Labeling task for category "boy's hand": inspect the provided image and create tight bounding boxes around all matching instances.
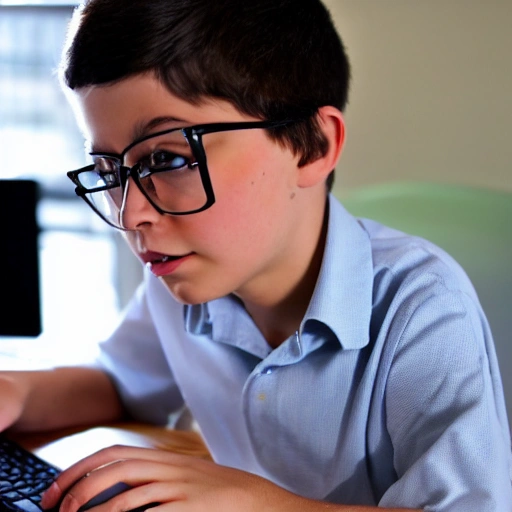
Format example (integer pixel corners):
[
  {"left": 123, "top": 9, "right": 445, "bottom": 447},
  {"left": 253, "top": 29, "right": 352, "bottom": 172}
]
[
  {"left": 40, "top": 445, "right": 312, "bottom": 512},
  {"left": 0, "top": 374, "right": 27, "bottom": 432}
]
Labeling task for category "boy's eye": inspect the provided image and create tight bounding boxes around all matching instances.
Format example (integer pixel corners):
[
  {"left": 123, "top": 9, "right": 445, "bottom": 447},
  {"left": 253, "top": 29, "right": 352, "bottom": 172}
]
[
  {"left": 94, "top": 156, "right": 119, "bottom": 172},
  {"left": 140, "top": 150, "right": 190, "bottom": 175},
  {"left": 100, "top": 172, "right": 119, "bottom": 187}
]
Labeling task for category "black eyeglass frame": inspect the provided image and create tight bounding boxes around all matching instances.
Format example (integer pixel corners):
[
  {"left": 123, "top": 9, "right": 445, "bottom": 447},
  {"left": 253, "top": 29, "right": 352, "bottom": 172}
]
[{"left": 67, "top": 119, "right": 301, "bottom": 230}]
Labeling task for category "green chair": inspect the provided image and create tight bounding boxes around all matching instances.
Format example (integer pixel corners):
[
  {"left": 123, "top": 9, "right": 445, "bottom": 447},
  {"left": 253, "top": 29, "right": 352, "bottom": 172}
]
[{"left": 340, "top": 181, "right": 512, "bottom": 425}]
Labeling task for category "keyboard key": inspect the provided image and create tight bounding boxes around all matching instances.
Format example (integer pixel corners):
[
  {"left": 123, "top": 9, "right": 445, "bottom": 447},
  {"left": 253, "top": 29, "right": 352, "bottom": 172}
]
[
  {"left": 12, "top": 498, "right": 42, "bottom": 512},
  {"left": 0, "top": 436, "right": 61, "bottom": 512}
]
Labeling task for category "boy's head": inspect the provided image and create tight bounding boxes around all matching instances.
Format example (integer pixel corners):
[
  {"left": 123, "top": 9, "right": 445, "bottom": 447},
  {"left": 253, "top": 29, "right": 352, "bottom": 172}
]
[
  {"left": 61, "top": 0, "right": 350, "bottom": 191},
  {"left": 61, "top": 0, "right": 349, "bottom": 309}
]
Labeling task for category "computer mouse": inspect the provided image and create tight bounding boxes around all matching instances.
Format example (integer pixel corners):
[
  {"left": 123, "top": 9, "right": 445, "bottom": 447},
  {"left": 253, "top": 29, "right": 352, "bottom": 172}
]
[{"left": 77, "top": 481, "right": 159, "bottom": 512}]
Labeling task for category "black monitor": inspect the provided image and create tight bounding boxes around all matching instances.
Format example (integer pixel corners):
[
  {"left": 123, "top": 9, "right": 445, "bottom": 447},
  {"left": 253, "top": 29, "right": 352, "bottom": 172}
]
[{"left": 0, "top": 179, "right": 42, "bottom": 337}]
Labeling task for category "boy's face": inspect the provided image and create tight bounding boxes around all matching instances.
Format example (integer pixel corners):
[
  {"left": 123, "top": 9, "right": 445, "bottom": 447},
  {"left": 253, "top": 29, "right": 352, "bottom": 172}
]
[{"left": 73, "top": 73, "right": 327, "bottom": 306}]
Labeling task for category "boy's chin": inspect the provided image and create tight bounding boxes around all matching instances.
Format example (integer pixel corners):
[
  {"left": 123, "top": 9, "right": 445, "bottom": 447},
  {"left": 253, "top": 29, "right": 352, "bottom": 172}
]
[{"left": 158, "top": 276, "right": 221, "bottom": 306}]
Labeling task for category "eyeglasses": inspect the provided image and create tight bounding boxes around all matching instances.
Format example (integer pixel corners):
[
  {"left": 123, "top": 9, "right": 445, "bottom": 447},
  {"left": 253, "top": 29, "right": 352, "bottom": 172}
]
[{"left": 67, "top": 119, "right": 301, "bottom": 230}]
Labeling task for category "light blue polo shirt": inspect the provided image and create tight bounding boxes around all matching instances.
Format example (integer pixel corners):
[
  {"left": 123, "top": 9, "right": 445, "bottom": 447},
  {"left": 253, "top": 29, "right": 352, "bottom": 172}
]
[{"left": 98, "top": 194, "right": 512, "bottom": 511}]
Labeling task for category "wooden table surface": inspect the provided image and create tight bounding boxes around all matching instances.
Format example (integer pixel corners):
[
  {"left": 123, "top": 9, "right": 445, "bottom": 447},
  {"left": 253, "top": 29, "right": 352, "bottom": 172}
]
[{"left": 10, "top": 423, "right": 211, "bottom": 469}]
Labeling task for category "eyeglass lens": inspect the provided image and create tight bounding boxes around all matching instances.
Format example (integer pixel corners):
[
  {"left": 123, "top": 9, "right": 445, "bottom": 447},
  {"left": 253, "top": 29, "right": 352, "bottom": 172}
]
[{"left": 79, "top": 129, "right": 208, "bottom": 227}]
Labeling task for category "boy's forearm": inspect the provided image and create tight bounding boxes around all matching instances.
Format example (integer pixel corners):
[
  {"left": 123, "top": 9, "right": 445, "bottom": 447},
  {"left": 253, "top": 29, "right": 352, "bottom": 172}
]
[{"left": 2, "top": 366, "right": 125, "bottom": 433}]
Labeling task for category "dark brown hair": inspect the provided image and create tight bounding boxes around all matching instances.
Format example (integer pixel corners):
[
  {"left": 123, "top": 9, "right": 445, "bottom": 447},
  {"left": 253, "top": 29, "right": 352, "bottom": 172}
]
[{"left": 62, "top": 0, "right": 351, "bottom": 190}]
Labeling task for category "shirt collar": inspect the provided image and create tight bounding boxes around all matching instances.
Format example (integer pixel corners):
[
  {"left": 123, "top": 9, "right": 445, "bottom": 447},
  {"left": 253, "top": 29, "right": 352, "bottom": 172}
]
[
  {"left": 299, "top": 194, "right": 373, "bottom": 350},
  {"left": 185, "top": 295, "right": 272, "bottom": 359}
]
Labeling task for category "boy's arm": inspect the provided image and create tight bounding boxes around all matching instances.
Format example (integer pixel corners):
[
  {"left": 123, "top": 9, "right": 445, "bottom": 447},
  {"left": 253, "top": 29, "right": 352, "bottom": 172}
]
[
  {"left": 0, "top": 367, "right": 124, "bottom": 433},
  {"left": 40, "top": 444, "right": 421, "bottom": 512}
]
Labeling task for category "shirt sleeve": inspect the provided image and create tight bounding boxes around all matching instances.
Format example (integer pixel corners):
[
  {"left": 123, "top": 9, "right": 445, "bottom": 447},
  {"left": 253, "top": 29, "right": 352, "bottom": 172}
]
[
  {"left": 95, "top": 276, "right": 185, "bottom": 425},
  {"left": 380, "top": 288, "right": 512, "bottom": 511}
]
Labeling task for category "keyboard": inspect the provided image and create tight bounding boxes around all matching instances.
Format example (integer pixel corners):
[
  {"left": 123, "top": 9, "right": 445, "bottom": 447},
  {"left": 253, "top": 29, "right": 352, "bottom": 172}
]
[
  {"left": 0, "top": 435, "right": 60, "bottom": 512},
  {"left": 0, "top": 436, "right": 159, "bottom": 512}
]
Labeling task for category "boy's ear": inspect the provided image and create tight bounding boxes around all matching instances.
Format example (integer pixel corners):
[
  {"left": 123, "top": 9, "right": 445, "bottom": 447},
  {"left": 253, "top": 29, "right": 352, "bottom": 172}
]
[{"left": 296, "top": 106, "right": 345, "bottom": 188}]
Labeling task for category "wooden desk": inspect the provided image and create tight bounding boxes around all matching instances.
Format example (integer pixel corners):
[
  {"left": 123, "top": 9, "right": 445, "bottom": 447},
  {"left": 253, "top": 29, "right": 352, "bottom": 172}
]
[{"left": 10, "top": 423, "right": 211, "bottom": 469}]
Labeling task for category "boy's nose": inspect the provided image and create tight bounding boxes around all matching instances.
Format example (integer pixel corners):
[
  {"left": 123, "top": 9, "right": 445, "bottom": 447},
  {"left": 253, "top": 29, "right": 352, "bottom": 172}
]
[{"left": 119, "top": 178, "right": 160, "bottom": 230}]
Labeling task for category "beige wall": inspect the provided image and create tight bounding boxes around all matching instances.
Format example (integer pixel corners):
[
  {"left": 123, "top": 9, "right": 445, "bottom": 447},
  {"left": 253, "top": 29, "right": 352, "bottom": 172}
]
[{"left": 324, "top": 0, "right": 512, "bottom": 195}]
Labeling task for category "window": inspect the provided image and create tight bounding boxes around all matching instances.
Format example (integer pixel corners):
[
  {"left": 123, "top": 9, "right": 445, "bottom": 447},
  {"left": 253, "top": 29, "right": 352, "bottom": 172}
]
[{"left": 0, "top": 5, "right": 142, "bottom": 365}]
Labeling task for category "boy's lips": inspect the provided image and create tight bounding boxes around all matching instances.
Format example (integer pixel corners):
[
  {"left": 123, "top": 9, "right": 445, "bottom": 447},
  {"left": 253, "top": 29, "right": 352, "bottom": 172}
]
[{"left": 140, "top": 250, "right": 193, "bottom": 276}]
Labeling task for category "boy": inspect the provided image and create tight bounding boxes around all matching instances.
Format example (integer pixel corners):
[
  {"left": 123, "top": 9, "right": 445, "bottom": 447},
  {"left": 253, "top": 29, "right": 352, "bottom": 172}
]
[{"left": 1, "top": 0, "right": 511, "bottom": 510}]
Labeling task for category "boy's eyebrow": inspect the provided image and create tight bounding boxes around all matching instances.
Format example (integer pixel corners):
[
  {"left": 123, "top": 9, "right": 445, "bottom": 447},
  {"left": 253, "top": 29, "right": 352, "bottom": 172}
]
[
  {"left": 89, "top": 116, "right": 188, "bottom": 155},
  {"left": 131, "top": 116, "right": 188, "bottom": 141}
]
